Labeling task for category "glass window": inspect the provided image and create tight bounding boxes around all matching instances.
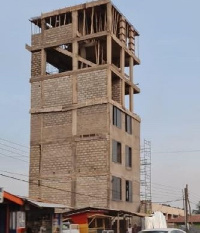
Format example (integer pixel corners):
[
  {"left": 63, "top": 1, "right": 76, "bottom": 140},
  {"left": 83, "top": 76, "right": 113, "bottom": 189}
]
[
  {"left": 113, "top": 106, "right": 121, "bottom": 128},
  {"left": 125, "top": 146, "right": 132, "bottom": 168},
  {"left": 112, "top": 176, "right": 122, "bottom": 200},
  {"left": 112, "top": 140, "right": 121, "bottom": 163},
  {"left": 125, "top": 114, "right": 132, "bottom": 134},
  {"left": 126, "top": 180, "right": 132, "bottom": 202}
]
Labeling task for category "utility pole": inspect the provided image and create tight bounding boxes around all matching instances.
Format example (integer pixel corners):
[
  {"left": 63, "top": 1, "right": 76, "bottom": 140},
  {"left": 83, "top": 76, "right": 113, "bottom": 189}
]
[{"left": 184, "top": 184, "right": 189, "bottom": 233}]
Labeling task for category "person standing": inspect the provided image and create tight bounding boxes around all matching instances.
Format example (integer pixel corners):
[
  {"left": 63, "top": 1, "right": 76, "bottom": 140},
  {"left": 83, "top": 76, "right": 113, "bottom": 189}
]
[{"left": 127, "top": 224, "right": 133, "bottom": 233}]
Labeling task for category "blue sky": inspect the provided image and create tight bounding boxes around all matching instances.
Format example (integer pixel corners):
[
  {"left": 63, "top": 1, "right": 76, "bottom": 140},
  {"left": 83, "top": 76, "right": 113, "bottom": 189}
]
[{"left": 0, "top": 0, "right": 200, "bottom": 209}]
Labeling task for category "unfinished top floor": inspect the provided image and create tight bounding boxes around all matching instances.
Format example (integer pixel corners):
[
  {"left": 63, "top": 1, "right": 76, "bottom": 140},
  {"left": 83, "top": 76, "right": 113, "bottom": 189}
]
[
  {"left": 30, "top": 0, "right": 139, "bottom": 55},
  {"left": 28, "top": 0, "right": 140, "bottom": 86}
]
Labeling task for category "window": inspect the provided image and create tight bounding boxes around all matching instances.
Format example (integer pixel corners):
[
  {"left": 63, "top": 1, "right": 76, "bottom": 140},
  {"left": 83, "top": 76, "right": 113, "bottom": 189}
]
[
  {"left": 112, "top": 176, "right": 122, "bottom": 200},
  {"left": 126, "top": 180, "right": 132, "bottom": 202},
  {"left": 112, "top": 140, "right": 121, "bottom": 163},
  {"left": 113, "top": 106, "right": 121, "bottom": 128},
  {"left": 125, "top": 114, "right": 132, "bottom": 134},
  {"left": 125, "top": 146, "right": 132, "bottom": 168}
]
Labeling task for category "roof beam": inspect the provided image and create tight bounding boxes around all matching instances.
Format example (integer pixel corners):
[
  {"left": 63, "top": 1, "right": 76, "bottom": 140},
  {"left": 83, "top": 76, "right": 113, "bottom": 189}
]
[{"left": 54, "top": 47, "right": 96, "bottom": 67}]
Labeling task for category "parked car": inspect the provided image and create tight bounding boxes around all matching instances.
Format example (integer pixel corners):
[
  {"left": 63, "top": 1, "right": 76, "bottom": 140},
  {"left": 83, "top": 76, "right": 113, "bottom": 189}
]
[{"left": 139, "top": 228, "right": 186, "bottom": 233}]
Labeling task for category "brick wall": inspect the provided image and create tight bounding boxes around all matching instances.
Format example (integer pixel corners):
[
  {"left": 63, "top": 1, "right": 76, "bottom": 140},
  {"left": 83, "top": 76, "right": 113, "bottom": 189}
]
[
  {"left": 31, "top": 82, "right": 41, "bottom": 108},
  {"left": 43, "top": 76, "right": 72, "bottom": 107},
  {"left": 29, "top": 137, "right": 110, "bottom": 207},
  {"left": 31, "top": 24, "right": 73, "bottom": 48},
  {"left": 31, "top": 111, "right": 72, "bottom": 144},
  {"left": 30, "top": 114, "right": 41, "bottom": 144},
  {"left": 76, "top": 175, "right": 108, "bottom": 208},
  {"left": 42, "top": 111, "right": 72, "bottom": 142},
  {"left": 77, "top": 104, "right": 107, "bottom": 135},
  {"left": 77, "top": 69, "right": 107, "bottom": 103},
  {"left": 31, "top": 51, "right": 41, "bottom": 77},
  {"left": 31, "top": 75, "right": 72, "bottom": 108},
  {"left": 29, "top": 141, "right": 73, "bottom": 205},
  {"left": 75, "top": 139, "right": 109, "bottom": 208},
  {"left": 29, "top": 145, "right": 41, "bottom": 198},
  {"left": 112, "top": 77, "right": 122, "bottom": 104}
]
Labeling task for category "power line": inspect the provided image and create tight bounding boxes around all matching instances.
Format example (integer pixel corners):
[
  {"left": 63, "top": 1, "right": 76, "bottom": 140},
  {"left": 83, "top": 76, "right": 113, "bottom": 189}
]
[
  {"left": 152, "top": 182, "right": 182, "bottom": 190},
  {"left": 1, "top": 137, "right": 200, "bottom": 156},
  {"left": 0, "top": 170, "right": 29, "bottom": 177},
  {"left": 0, "top": 142, "right": 29, "bottom": 154},
  {"left": 0, "top": 152, "right": 28, "bottom": 163},
  {"left": 0, "top": 173, "right": 139, "bottom": 203},
  {"left": 0, "top": 147, "right": 29, "bottom": 158},
  {"left": 151, "top": 189, "right": 182, "bottom": 198},
  {"left": 0, "top": 137, "right": 29, "bottom": 149},
  {"left": 153, "top": 149, "right": 200, "bottom": 154},
  {"left": 152, "top": 199, "right": 183, "bottom": 204},
  {"left": 0, "top": 170, "right": 194, "bottom": 208},
  {"left": 152, "top": 185, "right": 182, "bottom": 194}
]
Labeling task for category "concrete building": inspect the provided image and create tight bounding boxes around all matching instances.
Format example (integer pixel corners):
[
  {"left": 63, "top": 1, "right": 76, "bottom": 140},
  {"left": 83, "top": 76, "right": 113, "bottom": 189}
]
[
  {"left": 152, "top": 203, "right": 184, "bottom": 220},
  {"left": 27, "top": 0, "right": 140, "bottom": 212}
]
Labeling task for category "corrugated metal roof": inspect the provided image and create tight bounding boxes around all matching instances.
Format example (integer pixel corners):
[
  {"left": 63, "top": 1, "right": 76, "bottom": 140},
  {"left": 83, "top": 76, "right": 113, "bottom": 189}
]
[
  {"left": 26, "top": 198, "right": 69, "bottom": 209},
  {"left": 63, "top": 206, "right": 149, "bottom": 217}
]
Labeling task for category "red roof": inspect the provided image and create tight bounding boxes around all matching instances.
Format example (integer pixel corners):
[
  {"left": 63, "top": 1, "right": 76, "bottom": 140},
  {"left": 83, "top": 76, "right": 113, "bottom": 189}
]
[
  {"left": 168, "top": 215, "right": 200, "bottom": 223},
  {"left": 3, "top": 191, "right": 24, "bottom": 205}
]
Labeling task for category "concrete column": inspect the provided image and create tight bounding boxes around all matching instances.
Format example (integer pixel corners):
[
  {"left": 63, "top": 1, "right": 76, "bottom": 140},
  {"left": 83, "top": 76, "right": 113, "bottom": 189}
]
[
  {"left": 107, "top": 2, "right": 112, "bottom": 65},
  {"left": 41, "top": 49, "right": 46, "bottom": 76},
  {"left": 119, "top": 16, "right": 126, "bottom": 43},
  {"left": 107, "top": 69, "right": 112, "bottom": 101},
  {"left": 129, "top": 57, "right": 134, "bottom": 112},
  {"left": 130, "top": 87, "right": 133, "bottom": 112},
  {"left": 71, "top": 10, "right": 78, "bottom": 208},
  {"left": 107, "top": 2, "right": 112, "bottom": 32},
  {"left": 120, "top": 48, "right": 125, "bottom": 75},
  {"left": 72, "top": 11, "right": 78, "bottom": 70},
  {"left": 107, "top": 35, "right": 112, "bottom": 65},
  {"left": 122, "top": 80, "right": 125, "bottom": 107},
  {"left": 129, "top": 57, "right": 134, "bottom": 83}
]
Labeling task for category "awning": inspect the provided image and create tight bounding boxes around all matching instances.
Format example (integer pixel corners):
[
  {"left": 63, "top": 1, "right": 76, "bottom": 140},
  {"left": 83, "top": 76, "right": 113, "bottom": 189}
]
[
  {"left": 3, "top": 191, "right": 24, "bottom": 206},
  {"left": 26, "top": 198, "right": 69, "bottom": 209},
  {"left": 63, "top": 206, "right": 150, "bottom": 217}
]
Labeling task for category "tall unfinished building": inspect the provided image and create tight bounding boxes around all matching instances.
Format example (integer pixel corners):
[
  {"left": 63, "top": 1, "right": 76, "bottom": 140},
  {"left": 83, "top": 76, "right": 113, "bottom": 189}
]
[{"left": 27, "top": 0, "right": 141, "bottom": 212}]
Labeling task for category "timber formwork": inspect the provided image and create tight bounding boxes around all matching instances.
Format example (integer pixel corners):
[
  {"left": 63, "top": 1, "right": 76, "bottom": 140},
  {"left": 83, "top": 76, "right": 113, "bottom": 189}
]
[{"left": 27, "top": 0, "right": 141, "bottom": 212}]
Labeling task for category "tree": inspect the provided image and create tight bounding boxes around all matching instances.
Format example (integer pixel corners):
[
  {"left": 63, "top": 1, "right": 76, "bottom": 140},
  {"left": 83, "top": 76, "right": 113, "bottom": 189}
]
[{"left": 192, "top": 201, "right": 200, "bottom": 214}]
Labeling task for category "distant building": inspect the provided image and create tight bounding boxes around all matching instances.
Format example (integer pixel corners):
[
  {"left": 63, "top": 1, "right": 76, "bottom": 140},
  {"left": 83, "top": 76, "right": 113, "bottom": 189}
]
[
  {"left": 168, "top": 215, "right": 200, "bottom": 229},
  {"left": 27, "top": 0, "right": 141, "bottom": 212},
  {"left": 152, "top": 203, "right": 184, "bottom": 220}
]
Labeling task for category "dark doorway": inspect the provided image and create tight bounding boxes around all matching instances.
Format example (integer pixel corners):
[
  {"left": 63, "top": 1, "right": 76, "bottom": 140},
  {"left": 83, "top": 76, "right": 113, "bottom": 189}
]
[{"left": 0, "top": 205, "right": 6, "bottom": 233}]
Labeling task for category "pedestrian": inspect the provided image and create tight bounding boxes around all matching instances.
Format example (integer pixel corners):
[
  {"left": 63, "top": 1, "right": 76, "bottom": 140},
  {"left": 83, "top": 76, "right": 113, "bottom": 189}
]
[{"left": 127, "top": 224, "right": 132, "bottom": 233}]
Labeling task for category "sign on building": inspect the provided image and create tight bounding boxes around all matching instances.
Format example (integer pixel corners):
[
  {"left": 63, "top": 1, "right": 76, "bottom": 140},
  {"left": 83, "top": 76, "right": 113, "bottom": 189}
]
[{"left": 0, "top": 187, "right": 4, "bottom": 203}]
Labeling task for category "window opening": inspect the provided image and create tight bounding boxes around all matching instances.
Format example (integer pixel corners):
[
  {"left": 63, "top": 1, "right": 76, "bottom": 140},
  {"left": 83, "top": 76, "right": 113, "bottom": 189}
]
[
  {"left": 112, "top": 140, "right": 121, "bottom": 163},
  {"left": 125, "top": 114, "right": 132, "bottom": 134},
  {"left": 125, "top": 146, "right": 132, "bottom": 167},
  {"left": 112, "top": 176, "right": 122, "bottom": 201},
  {"left": 126, "top": 180, "right": 132, "bottom": 202},
  {"left": 113, "top": 106, "right": 121, "bottom": 128}
]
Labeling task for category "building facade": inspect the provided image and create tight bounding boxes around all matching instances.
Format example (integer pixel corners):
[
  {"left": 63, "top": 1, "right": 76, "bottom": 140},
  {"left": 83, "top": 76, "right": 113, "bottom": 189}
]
[{"left": 28, "top": 0, "right": 140, "bottom": 212}]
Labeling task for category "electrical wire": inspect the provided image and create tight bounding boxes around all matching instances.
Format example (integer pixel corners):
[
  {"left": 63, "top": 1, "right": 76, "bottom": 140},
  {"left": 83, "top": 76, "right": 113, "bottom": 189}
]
[
  {"left": 0, "top": 142, "right": 29, "bottom": 154},
  {"left": 0, "top": 152, "right": 28, "bottom": 163},
  {"left": 0, "top": 137, "right": 29, "bottom": 149},
  {"left": 152, "top": 199, "right": 183, "bottom": 204},
  {"left": 0, "top": 147, "right": 29, "bottom": 158},
  {"left": 1, "top": 137, "right": 200, "bottom": 155},
  {"left": 0, "top": 173, "right": 139, "bottom": 204}
]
